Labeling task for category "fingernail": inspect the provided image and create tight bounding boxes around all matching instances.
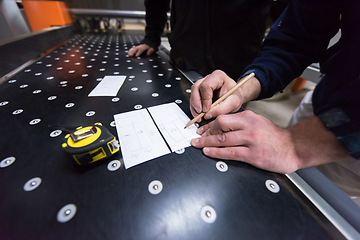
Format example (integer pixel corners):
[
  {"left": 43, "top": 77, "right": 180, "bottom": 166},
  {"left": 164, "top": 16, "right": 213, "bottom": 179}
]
[
  {"left": 203, "top": 147, "right": 209, "bottom": 154},
  {"left": 197, "top": 127, "right": 203, "bottom": 134},
  {"left": 207, "top": 113, "right": 212, "bottom": 119},
  {"left": 195, "top": 107, "right": 201, "bottom": 113},
  {"left": 191, "top": 138, "right": 199, "bottom": 146}
]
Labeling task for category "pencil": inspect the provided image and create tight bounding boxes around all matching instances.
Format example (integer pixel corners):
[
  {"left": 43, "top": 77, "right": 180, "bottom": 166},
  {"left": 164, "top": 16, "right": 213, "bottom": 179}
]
[{"left": 185, "top": 72, "right": 255, "bottom": 128}]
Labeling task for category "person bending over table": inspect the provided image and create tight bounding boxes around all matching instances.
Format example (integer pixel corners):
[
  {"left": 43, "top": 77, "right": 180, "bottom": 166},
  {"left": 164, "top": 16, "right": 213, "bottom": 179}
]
[{"left": 189, "top": 0, "right": 360, "bottom": 175}]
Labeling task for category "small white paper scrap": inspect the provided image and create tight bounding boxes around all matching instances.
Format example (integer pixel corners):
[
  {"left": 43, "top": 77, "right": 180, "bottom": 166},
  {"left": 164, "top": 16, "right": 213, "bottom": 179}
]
[
  {"left": 114, "top": 109, "right": 171, "bottom": 169},
  {"left": 148, "top": 102, "right": 200, "bottom": 152},
  {"left": 88, "top": 75, "right": 126, "bottom": 97}
]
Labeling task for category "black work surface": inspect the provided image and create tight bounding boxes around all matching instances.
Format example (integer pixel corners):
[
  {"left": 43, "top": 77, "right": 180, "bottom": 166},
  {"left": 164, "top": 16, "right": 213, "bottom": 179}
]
[{"left": 0, "top": 30, "right": 344, "bottom": 240}]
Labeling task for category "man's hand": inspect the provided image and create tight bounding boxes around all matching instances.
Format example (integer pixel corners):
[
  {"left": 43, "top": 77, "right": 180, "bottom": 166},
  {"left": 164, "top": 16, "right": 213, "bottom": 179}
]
[
  {"left": 190, "top": 70, "right": 241, "bottom": 121},
  {"left": 191, "top": 110, "right": 299, "bottom": 173},
  {"left": 191, "top": 111, "right": 351, "bottom": 174},
  {"left": 189, "top": 70, "right": 261, "bottom": 122},
  {"left": 128, "top": 44, "right": 155, "bottom": 57}
]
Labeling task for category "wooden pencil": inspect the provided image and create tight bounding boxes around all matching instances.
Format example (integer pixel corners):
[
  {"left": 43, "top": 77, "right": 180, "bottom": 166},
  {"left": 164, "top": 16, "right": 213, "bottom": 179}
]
[{"left": 185, "top": 72, "right": 255, "bottom": 128}]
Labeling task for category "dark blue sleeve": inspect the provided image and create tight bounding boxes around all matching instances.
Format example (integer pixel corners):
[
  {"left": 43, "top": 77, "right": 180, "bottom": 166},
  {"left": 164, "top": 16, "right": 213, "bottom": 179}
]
[
  {"left": 312, "top": 2, "right": 360, "bottom": 159},
  {"left": 242, "top": 0, "right": 341, "bottom": 99},
  {"left": 242, "top": 0, "right": 360, "bottom": 159}
]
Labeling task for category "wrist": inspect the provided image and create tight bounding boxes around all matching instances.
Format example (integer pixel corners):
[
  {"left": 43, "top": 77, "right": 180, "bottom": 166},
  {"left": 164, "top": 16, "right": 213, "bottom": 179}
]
[
  {"left": 237, "top": 77, "right": 262, "bottom": 104},
  {"left": 286, "top": 127, "right": 303, "bottom": 172}
]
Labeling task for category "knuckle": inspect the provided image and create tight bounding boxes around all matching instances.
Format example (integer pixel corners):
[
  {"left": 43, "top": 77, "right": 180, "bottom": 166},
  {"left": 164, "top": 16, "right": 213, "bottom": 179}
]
[
  {"left": 217, "top": 133, "right": 226, "bottom": 143},
  {"left": 242, "top": 110, "right": 253, "bottom": 116},
  {"left": 216, "top": 115, "right": 228, "bottom": 125},
  {"left": 215, "top": 105, "right": 226, "bottom": 117},
  {"left": 191, "top": 80, "right": 202, "bottom": 91},
  {"left": 228, "top": 147, "right": 248, "bottom": 160},
  {"left": 210, "top": 108, "right": 220, "bottom": 118},
  {"left": 199, "top": 83, "right": 207, "bottom": 92},
  {"left": 213, "top": 69, "right": 223, "bottom": 76},
  {"left": 242, "top": 110, "right": 257, "bottom": 123},
  {"left": 226, "top": 147, "right": 236, "bottom": 158}
]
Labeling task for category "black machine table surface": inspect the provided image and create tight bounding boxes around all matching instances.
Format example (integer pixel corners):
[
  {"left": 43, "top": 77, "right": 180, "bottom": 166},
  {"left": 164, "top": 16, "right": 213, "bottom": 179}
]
[{"left": 0, "top": 30, "right": 345, "bottom": 239}]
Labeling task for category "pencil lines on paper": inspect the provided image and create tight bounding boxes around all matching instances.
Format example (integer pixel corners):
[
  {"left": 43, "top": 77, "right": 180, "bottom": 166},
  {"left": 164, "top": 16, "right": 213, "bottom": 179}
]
[
  {"left": 114, "top": 108, "right": 170, "bottom": 169},
  {"left": 148, "top": 103, "right": 199, "bottom": 152},
  {"left": 114, "top": 102, "right": 200, "bottom": 169}
]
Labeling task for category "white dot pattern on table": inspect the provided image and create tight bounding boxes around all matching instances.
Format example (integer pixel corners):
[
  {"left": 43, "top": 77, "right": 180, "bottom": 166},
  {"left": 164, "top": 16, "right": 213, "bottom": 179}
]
[{"left": 0, "top": 33, "right": 231, "bottom": 233}]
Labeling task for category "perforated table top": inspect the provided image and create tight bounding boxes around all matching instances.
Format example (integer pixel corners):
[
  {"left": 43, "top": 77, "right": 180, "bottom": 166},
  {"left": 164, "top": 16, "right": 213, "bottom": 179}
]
[{"left": 0, "top": 30, "right": 344, "bottom": 239}]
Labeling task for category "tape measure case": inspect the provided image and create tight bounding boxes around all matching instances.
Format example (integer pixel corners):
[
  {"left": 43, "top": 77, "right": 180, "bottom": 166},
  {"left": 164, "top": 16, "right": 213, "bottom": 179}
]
[{"left": 62, "top": 123, "right": 119, "bottom": 165}]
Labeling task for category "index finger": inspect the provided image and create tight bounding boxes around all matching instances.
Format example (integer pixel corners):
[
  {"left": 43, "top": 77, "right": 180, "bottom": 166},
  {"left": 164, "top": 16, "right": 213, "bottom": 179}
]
[
  {"left": 198, "top": 70, "right": 236, "bottom": 115},
  {"left": 191, "top": 130, "right": 250, "bottom": 148},
  {"left": 198, "top": 72, "right": 225, "bottom": 113},
  {"left": 128, "top": 46, "right": 137, "bottom": 57},
  {"left": 190, "top": 78, "right": 205, "bottom": 116},
  {"left": 203, "top": 113, "right": 246, "bottom": 136}
]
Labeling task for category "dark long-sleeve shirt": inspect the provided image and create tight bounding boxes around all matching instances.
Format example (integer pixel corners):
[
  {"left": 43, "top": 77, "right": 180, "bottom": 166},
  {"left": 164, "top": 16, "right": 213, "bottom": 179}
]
[
  {"left": 141, "top": 0, "right": 273, "bottom": 80},
  {"left": 243, "top": 0, "right": 360, "bottom": 159}
]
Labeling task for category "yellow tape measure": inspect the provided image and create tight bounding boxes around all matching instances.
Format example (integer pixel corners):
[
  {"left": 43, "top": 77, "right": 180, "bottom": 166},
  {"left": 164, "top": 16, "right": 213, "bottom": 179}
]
[{"left": 62, "top": 123, "right": 119, "bottom": 165}]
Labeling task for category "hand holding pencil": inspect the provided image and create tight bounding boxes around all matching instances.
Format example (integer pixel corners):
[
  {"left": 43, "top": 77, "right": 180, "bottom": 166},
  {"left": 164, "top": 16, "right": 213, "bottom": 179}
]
[{"left": 186, "top": 71, "right": 255, "bottom": 128}]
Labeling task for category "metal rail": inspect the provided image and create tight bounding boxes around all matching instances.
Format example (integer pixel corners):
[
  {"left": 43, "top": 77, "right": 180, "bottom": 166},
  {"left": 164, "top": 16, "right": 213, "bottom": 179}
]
[
  {"left": 287, "top": 169, "right": 360, "bottom": 240},
  {"left": 70, "top": 9, "right": 170, "bottom": 19}
]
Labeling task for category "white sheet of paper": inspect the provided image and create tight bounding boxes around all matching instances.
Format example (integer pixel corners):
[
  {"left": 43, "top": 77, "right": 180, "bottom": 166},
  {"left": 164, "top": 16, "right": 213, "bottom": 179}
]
[
  {"left": 148, "top": 102, "right": 200, "bottom": 152},
  {"left": 88, "top": 75, "right": 126, "bottom": 97},
  {"left": 114, "top": 109, "right": 171, "bottom": 169}
]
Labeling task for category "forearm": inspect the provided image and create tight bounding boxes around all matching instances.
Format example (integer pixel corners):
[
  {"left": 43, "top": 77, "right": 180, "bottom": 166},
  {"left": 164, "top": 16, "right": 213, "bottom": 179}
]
[
  {"left": 142, "top": 0, "right": 170, "bottom": 50},
  {"left": 289, "top": 116, "right": 352, "bottom": 169},
  {"left": 243, "top": 0, "right": 341, "bottom": 99}
]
